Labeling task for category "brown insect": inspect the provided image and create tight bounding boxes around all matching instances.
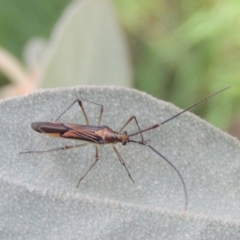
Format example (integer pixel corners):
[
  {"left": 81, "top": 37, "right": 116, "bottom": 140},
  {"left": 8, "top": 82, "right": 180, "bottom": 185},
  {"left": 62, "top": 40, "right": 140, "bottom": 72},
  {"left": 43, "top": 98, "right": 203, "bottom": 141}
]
[{"left": 20, "top": 86, "right": 230, "bottom": 210}]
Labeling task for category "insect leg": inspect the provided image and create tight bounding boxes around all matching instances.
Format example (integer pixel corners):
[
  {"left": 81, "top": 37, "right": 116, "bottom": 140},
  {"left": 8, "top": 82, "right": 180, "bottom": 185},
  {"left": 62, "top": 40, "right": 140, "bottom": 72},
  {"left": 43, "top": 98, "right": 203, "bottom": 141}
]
[
  {"left": 119, "top": 116, "right": 144, "bottom": 142},
  {"left": 55, "top": 92, "right": 104, "bottom": 126},
  {"left": 19, "top": 143, "right": 88, "bottom": 154},
  {"left": 76, "top": 146, "right": 99, "bottom": 187},
  {"left": 79, "top": 92, "right": 103, "bottom": 126},
  {"left": 55, "top": 99, "right": 90, "bottom": 124},
  {"left": 112, "top": 145, "right": 134, "bottom": 183}
]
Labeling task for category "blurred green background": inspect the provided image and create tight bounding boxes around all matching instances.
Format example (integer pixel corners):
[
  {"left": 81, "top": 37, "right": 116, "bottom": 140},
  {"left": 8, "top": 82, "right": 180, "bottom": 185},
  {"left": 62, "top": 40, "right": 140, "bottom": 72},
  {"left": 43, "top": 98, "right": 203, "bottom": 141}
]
[{"left": 0, "top": 0, "right": 239, "bottom": 137}]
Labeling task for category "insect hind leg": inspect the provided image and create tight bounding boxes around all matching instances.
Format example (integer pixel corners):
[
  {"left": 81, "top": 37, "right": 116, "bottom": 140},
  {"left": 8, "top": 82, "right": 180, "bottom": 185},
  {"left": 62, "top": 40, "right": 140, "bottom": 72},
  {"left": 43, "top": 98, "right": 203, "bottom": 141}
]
[{"left": 19, "top": 143, "right": 88, "bottom": 154}]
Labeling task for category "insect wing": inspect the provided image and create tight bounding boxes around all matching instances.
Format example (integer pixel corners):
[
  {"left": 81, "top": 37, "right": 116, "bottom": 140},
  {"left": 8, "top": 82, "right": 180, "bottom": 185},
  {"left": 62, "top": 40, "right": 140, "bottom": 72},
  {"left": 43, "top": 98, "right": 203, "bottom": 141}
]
[{"left": 62, "top": 124, "right": 105, "bottom": 144}]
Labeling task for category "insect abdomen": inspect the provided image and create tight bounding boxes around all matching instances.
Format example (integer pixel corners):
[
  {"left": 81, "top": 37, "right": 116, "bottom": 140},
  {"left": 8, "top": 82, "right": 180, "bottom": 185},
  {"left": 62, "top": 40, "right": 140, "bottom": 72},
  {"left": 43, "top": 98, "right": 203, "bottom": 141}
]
[{"left": 31, "top": 122, "right": 69, "bottom": 137}]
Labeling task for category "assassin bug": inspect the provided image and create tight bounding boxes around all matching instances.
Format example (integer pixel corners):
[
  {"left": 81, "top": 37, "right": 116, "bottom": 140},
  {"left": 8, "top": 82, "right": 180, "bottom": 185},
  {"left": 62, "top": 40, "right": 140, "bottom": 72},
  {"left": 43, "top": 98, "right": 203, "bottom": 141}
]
[{"left": 20, "top": 86, "right": 230, "bottom": 210}]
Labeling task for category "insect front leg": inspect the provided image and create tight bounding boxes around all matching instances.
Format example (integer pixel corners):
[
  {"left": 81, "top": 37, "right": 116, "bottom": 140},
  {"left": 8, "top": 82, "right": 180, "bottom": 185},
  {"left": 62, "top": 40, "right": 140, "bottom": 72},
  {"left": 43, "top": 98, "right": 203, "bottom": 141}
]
[
  {"left": 119, "top": 116, "right": 144, "bottom": 142},
  {"left": 112, "top": 145, "right": 134, "bottom": 183}
]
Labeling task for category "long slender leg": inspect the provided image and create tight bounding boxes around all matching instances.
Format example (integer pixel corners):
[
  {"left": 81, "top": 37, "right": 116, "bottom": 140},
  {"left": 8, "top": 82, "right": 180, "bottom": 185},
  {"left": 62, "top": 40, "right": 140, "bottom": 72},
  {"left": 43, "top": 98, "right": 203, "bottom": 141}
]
[
  {"left": 79, "top": 92, "right": 103, "bottom": 126},
  {"left": 76, "top": 146, "right": 99, "bottom": 187},
  {"left": 54, "top": 99, "right": 90, "bottom": 124},
  {"left": 19, "top": 143, "right": 88, "bottom": 154},
  {"left": 118, "top": 116, "right": 144, "bottom": 142},
  {"left": 55, "top": 92, "right": 104, "bottom": 126},
  {"left": 112, "top": 145, "right": 134, "bottom": 183}
]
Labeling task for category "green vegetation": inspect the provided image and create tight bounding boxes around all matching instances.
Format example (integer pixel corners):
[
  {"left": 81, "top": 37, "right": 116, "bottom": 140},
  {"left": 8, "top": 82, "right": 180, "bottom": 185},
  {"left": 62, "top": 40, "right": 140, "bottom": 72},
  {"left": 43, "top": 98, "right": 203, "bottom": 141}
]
[{"left": 0, "top": 0, "right": 239, "bottom": 131}]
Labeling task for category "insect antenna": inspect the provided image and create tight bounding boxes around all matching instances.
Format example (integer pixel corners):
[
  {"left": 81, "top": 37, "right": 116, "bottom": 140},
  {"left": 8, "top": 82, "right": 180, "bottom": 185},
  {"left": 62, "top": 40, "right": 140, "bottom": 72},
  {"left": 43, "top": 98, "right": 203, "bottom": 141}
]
[
  {"left": 160, "top": 86, "right": 230, "bottom": 125},
  {"left": 129, "top": 139, "right": 188, "bottom": 210},
  {"left": 127, "top": 86, "right": 230, "bottom": 210},
  {"left": 128, "top": 86, "right": 230, "bottom": 138},
  {"left": 128, "top": 124, "right": 159, "bottom": 137}
]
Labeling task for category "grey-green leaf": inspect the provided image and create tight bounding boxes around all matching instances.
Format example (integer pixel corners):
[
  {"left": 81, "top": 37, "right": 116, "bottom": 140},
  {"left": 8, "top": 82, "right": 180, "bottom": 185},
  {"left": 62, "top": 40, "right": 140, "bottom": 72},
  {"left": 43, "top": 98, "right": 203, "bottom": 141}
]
[
  {"left": 1, "top": 86, "right": 240, "bottom": 239},
  {"left": 40, "top": 0, "right": 132, "bottom": 88}
]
